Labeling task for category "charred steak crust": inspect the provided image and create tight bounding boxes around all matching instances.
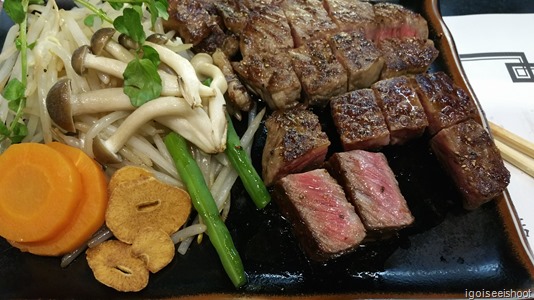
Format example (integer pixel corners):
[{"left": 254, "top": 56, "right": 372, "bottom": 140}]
[
  {"left": 430, "top": 119, "right": 510, "bottom": 210},
  {"left": 372, "top": 76, "right": 429, "bottom": 145},
  {"left": 273, "top": 168, "right": 366, "bottom": 261},
  {"left": 262, "top": 106, "right": 331, "bottom": 186},
  {"left": 330, "top": 89, "right": 390, "bottom": 151},
  {"left": 326, "top": 150, "right": 414, "bottom": 235},
  {"left": 414, "top": 71, "right": 477, "bottom": 135},
  {"left": 377, "top": 38, "right": 439, "bottom": 79}
]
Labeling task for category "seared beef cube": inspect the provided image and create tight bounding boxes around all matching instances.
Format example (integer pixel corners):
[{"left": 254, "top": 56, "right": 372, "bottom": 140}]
[
  {"left": 214, "top": 0, "right": 251, "bottom": 35},
  {"left": 290, "top": 39, "right": 348, "bottom": 107},
  {"left": 327, "top": 150, "right": 414, "bottom": 235},
  {"left": 430, "top": 119, "right": 510, "bottom": 210},
  {"left": 212, "top": 49, "right": 253, "bottom": 112},
  {"left": 273, "top": 169, "right": 366, "bottom": 261},
  {"left": 330, "top": 89, "right": 390, "bottom": 150},
  {"left": 239, "top": 4, "right": 293, "bottom": 57},
  {"left": 323, "top": 0, "right": 377, "bottom": 36},
  {"left": 372, "top": 76, "right": 428, "bottom": 144},
  {"left": 165, "top": 0, "right": 215, "bottom": 46},
  {"left": 166, "top": 0, "right": 230, "bottom": 54},
  {"left": 281, "top": 0, "right": 338, "bottom": 47},
  {"left": 232, "top": 52, "right": 301, "bottom": 110},
  {"left": 414, "top": 72, "right": 477, "bottom": 135},
  {"left": 378, "top": 38, "right": 439, "bottom": 79},
  {"left": 262, "top": 106, "right": 330, "bottom": 186},
  {"left": 373, "top": 3, "right": 429, "bottom": 41},
  {"left": 329, "top": 31, "right": 384, "bottom": 90}
]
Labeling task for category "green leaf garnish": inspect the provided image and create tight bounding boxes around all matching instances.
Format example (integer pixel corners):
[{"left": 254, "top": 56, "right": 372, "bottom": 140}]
[
  {"left": 113, "top": 7, "right": 145, "bottom": 44},
  {"left": 4, "top": 0, "right": 26, "bottom": 24},
  {"left": 123, "top": 56, "right": 162, "bottom": 107}
]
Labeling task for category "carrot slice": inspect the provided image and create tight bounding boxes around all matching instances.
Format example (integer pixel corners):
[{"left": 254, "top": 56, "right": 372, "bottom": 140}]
[
  {"left": 0, "top": 143, "right": 82, "bottom": 242},
  {"left": 11, "top": 142, "right": 109, "bottom": 256}
]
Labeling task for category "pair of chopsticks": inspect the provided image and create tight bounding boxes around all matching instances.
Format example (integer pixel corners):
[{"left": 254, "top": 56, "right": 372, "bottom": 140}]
[{"left": 489, "top": 122, "right": 534, "bottom": 178}]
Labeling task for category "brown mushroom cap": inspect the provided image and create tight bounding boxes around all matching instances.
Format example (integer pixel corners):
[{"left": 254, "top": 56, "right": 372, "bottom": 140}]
[
  {"left": 93, "top": 137, "right": 122, "bottom": 164},
  {"left": 118, "top": 33, "right": 139, "bottom": 50},
  {"left": 146, "top": 33, "right": 169, "bottom": 45},
  {"left": 71, "top": 45, "right": 91, "bottom": 76},
  {"left": 91, "top": 27, "right": 116, "bottom": 55},
  {"left": 86, "top": 240, "right": 149, "bottom": 292},
  {"left": 46, "top": 78, "right": 76, "bottom": 132},
  {"left": 106, "top": 176, "right": 192, "bottom": 244},
  {"left": 130, "top": 227, "right": 175, "bottom": 273}
]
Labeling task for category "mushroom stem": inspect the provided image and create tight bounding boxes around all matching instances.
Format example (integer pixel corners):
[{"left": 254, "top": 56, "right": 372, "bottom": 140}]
[
  {"left": 92, "top": 97, "right": 219, "bottom": 164},
  {"left": 91, "top": 28, "right": 135, "bottom": 63},
  {"left": 146, "top": 42, "right": 214, "bottom": 108},
  {"left": 71, "top": 45, "right": 215, "bottom": 99},
  {"left": 190, "top": 53, "right": 228, "bottom": 150}
]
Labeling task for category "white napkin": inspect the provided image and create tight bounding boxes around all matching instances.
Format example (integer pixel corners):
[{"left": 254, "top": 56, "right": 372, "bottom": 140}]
[{"left": 444, "top": 14, "right": 534, "bottom": 249}]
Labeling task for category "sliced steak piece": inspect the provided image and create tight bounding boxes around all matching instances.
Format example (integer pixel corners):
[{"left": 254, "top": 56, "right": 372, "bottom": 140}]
[
  {"left": 326, "top": 150, "right": 414, "bottom": 236},
  {"left": 323, "top": 0, "right": 377, "bottom": 37},
  {"left": 214, "top": 0, "right": 251, "bottom": 35},
  {"left": 330, "top": 89, "right": 390, "bottom": 151},
  {"left": 414, "top": 71, "right": 477, "bottom": 135},
  {"left": 378, "top": 38, "right": 439, "bottom": 79},
  {"left": 290, "top": 39, "right": 348, "bottom": 107},
  {"left": 281, "top": 0, "right": 338, "bottom": 47},
  {"left": 262, "top": 106, "right": 330, "bottom": 186},
  {"left": 239, "top": 4, "right": 293, "bottom": 57},
  {"left": 212, "top": 49, "right": 253, "bottom": 112},
  {"left": 165, "top": 0, "right": 231, "bottom": 54},
  {"left": 329, "top": 30, "right": 384, "bottom": 90},
  {"left": 372, "top": 76, "right": 428, "bottom": 144},
  {"left": 232, "top": 52, "right": 301, "bottom": 110},
  {"left": 273, "top": 168, "right": 366, "bottom": 261},
  {"left": 430, "top": 119, "right": 510, "bottom": 210},
  {"left": 373, "top": 2, "right": 429, "bottom": 41}
]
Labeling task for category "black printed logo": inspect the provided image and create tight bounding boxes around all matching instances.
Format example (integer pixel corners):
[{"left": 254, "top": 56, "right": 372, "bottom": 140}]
[{"left": 459, "top": 52, "right": 534, "bottom": 83}]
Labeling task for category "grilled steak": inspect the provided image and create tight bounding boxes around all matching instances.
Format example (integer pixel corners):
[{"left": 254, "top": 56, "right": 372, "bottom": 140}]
[
  {"left": 290, "top": 39, "right": 348, "bottom": 107},
  {"left": 378, "top": 38, "right": 439, "bottom": 79},
  {"left": 373, "top": 2, "right": 429, "bottom": 41},
  {"left": 273, "top": 168, "right": 366, "bottom": 261},
  {"left": 262, "top": 106, "right": 330, "bottom": 186},
  {"left": 329, "top": 30, "right": 384, "bottom": 90},
  {"left": 281, "top": 0, "right": 338, "bottom": 47},
  {"left": 214, "top": 0, "right": 251, "bottom": 35},
  {"left": 414, "top": 71, "right": 477, "bottom": 135},
  {"left": 239, "top": 4, "right": 293, "bottom": 57},
  {"left": 165, "top": 0, "right": 233, "bottom": 54},
  {"left": 232, "top": 52, "right": 302, "bottom": 110},
  {"left": 326, "top": 150, "right": 414, "bottom": 236},
  {"left": 430, "top": 119, "right": 510, "bottom": 210},
  {"left": 372, "top": 76, "right": 428, "bottom": 144},
  {"left": 323, "top": 0, "right": 376, "bottom": 36},
  {"left": 330, "top": 89, "right": 390, "bottom": 150},
  {"left": 212, "top": 49, "right": 253, "bottom": 112}
]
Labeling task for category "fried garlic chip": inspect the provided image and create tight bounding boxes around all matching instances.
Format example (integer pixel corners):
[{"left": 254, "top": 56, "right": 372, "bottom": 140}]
[
  {"left": 131, "top": 227, "right": 175, "bottom": 273},
  {"left": 86, "top": 240, "right": 149, "bottom": 292}
]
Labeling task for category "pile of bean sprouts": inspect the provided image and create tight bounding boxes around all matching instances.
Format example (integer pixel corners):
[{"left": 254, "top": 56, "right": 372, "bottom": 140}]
[{"left": 0, "top": 0, "right": 264, "bottom": 267}]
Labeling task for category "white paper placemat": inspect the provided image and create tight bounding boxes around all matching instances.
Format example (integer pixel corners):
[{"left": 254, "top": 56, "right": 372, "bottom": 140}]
[{"left": 444, "top": 13, "right": 534, "bottom": 248}]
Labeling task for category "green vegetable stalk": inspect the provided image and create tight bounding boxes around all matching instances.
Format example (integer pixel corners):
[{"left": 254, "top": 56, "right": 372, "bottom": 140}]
[
  {"left": 225, "top": 113, "right": 271, "bottom": 209},
  {"left": 164, "top": 132, "right": 247, "bottom": 288}
]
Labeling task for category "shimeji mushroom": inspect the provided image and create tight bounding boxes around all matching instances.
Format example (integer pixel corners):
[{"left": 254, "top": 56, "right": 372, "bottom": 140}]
[
  {"left": 70, "top": 45, "right": 214, "bottom": 99},
  {"left": 190, "top": 53, "right": 229, "bottom": 150},
  {"left": 46, "top": 78, "right": 134, "bottom": 132},
  {"left": 92, "top": 96, "right": 218, "bottom": 164},
  {"left": 146, "top": 41, "right": 211, "bottom": 108},
  {"left": 91, "top": 28, "right": 135, "bottom": 63}
]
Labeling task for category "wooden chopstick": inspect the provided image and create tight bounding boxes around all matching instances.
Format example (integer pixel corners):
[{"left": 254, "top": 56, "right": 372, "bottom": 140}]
[
  {"left": 489, "top": 122, "right": 534, "bottom": 159},
  {"left": 489, "top": 122, "right": 534, "bottom": 178}
]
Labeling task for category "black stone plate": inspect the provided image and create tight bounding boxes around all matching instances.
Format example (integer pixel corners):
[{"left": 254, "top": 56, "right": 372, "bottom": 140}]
[{"left": 0, "top": 0, "right": 533, "bottom": 298}]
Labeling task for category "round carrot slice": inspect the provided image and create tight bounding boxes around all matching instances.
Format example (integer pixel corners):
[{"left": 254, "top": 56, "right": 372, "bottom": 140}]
[
  {"left": 0, "top": 143, "right": 82, "bottom": 242},
  {"left": 11, "top": 142, "right": 109, "bottom": 256}
]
